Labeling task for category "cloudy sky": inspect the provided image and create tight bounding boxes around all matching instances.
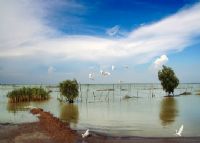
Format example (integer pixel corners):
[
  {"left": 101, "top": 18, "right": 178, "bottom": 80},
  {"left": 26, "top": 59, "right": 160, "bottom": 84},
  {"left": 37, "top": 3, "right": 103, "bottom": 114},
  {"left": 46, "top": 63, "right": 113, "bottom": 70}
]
[{"left": 0, "top": 0, "right": 200, "bottom": 84}]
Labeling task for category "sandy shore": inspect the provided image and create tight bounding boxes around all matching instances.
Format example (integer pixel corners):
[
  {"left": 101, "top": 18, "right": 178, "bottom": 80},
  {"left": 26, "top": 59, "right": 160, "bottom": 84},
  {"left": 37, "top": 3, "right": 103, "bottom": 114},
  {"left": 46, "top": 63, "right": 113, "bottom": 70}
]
[{"left": 0, "top": 108, "right": 200, "bottom": 143}]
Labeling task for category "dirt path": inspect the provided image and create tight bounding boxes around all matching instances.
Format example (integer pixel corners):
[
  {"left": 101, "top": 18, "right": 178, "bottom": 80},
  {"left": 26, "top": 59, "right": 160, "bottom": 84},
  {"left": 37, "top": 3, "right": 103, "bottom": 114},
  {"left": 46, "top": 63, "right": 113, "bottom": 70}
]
[{"left": 30, "top": 108, "right": 81, "bottom": 143}]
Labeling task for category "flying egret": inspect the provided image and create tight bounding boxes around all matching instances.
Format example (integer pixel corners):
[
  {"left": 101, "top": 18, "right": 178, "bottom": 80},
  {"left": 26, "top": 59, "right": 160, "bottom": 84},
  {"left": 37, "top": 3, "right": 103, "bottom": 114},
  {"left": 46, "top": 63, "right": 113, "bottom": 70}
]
[
  {"left": 111, "top": 65, "right": 115, "bottom": 71},
  {"left": 82, "top": 129, "right": 90, "bottom": 138},
  {"left": 89, "top": 73, "right": 94, "bottom": 80},
  {"left": 100, "top": 70, "right": 111, "bottom": 76},
  {"left": 100, "top": 70, "right": 104, "bottom": 75},
  {"left": 104, "top": 71, "right": 111, "bottom": 76},
  {"left": 175, "top": 124, "right": 184, "bottom": 136}
]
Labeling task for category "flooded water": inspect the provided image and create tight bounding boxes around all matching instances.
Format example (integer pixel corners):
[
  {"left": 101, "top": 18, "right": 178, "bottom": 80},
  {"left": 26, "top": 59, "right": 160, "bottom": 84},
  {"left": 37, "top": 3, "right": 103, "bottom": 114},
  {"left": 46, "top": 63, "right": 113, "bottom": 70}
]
[{"left": 0, "top": 83, "right": 200, "bottom": 137}]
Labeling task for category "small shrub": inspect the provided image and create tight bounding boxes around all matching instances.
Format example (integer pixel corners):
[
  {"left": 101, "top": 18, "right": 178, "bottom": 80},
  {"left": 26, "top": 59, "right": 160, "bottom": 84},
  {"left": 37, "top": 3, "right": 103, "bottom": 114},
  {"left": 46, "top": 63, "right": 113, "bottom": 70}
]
[
  {"left": 158, "top": 65, "right": 179, "bottom": 96},
  {"left": 59, "top": 79, "right": 79, "bottom": 103}
]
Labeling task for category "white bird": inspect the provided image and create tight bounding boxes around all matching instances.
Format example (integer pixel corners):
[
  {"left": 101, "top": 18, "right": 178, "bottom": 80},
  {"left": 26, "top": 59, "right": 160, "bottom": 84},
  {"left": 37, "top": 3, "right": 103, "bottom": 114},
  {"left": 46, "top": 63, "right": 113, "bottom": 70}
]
[
  {"left": 111, "top": 65, "right": 115, "bottom": 71},
  {"left": 100, "top": 70, "right": 111, "bottom": 77},
  {"left": 100, "top": 70, "right": 104, "bottom": 75},
  {"left": 82, "top": 129, "right": 90, "bottom": 138},
  {"left": 89, "top": 73, "right": 95, "bottom": 80},
  {"left": 175, "top": 124, "right": 184, "bottom": 136},
  {"left": 104, "top": 71, "right": 111, "bottom": 76}
]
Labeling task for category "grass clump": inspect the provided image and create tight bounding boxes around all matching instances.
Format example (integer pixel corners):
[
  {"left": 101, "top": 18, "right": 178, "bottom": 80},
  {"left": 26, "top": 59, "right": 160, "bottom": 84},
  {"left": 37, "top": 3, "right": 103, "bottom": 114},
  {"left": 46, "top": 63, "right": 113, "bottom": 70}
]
[{"left": 7, "top": 87, "right": 50, "bottom": 103}]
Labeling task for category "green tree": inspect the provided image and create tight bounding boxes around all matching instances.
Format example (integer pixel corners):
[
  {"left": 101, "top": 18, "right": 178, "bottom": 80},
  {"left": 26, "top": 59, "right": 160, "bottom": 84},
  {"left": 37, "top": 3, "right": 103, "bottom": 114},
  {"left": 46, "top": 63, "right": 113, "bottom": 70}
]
[
  {"left": 59, "top": 79, "right": 79, "bottom": 103},
  {"left": 158, "top": 65, "right": 179, "bottom": 96}
]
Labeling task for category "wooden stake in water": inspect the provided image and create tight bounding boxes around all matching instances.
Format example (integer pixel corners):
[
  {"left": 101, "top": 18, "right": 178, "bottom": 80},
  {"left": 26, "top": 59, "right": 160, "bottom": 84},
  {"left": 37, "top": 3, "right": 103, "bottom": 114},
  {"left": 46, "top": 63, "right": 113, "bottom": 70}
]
[
  {"left": 113, "top": 84, "right": 114, "bottom": 102},
  {"left": 79, "top": 83, "right": 82, "bottom": 102},
  {"left": 86, "top": 84, "right": 89, "bottom": 103},
  {"left": 93, "top": 91, "right": 95, "bottom": 102}
]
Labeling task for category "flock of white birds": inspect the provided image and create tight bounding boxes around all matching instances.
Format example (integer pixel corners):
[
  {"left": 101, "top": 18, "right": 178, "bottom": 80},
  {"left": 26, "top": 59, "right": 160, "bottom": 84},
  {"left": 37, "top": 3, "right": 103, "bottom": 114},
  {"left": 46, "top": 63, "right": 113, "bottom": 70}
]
[
  {"left": 87, "top": 64, "right": 184, "bottom": 138},
  {"left": 88, "top": 65, "right": 128, "bottom": 81}
]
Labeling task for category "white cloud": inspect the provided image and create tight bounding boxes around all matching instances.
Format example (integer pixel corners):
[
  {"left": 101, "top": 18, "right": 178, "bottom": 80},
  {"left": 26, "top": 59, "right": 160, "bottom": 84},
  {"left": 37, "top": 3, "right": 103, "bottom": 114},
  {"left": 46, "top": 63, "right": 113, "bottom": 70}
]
[
  {"left": 48, "top": 66, "right": 56, "bottom": 74},
  {"left": 0, "top": 0, "right": 54, "bottom": 49},
  {"left": 106, "top": 25, "right": 120, "bottom": 36},
  {"left": 154, "top": 55, "right": 168, "bottom": 69},
  {"left": 0, "top": 1, "right": 200, "bottom": 65}
]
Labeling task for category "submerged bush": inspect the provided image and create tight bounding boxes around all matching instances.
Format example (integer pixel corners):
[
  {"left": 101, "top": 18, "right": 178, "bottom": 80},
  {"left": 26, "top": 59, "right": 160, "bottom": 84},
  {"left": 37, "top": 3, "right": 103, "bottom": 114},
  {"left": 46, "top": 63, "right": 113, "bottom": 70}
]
[
  {"left": 158, "top": 65, "right": 179, "bottom": 96},
  {"left": 59, "top": 79, "right": 79, "bottom": 103},
  {"left": 7, "top": 87, "right": 50, "bottom": 103}
]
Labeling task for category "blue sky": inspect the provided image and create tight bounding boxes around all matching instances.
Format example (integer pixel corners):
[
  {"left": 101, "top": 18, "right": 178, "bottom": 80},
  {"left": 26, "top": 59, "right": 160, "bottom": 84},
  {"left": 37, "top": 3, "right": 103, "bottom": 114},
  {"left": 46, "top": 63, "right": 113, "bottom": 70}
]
[{"left": 0, "top": 0, "right": 200, "bottom": 84}]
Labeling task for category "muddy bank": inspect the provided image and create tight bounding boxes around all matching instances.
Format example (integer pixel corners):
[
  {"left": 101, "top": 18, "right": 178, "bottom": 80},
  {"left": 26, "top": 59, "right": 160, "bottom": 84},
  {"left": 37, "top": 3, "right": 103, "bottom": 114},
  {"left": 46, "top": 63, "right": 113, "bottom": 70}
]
[{"left": 0, "top": 108, "right": 200, "bottom": 143}]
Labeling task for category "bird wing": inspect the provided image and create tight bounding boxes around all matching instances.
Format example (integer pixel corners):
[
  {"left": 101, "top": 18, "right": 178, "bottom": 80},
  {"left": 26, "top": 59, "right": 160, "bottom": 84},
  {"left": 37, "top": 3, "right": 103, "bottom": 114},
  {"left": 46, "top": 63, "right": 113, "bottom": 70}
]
[
  {"left": 89, "top": 73, "right": 94, "bottom": 79},
  {"left": 178, "top": 125, "right": 184, "bottom": 134},
  {"left": 89, "top": 74, "right": 92, "bottom": 78},
  {"left": 86, "top": 129, "right": 89, "bottom": 134},
  {"left": 112, "top": 65, "right": 115, "bottom": 70}
]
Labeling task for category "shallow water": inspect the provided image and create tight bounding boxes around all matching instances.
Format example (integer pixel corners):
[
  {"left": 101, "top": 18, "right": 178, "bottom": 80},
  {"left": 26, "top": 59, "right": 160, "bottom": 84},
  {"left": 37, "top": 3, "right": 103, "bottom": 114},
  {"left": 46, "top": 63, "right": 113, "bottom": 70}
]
[{"left": 0, "top": 83, "right": 200, "bottom": 137}]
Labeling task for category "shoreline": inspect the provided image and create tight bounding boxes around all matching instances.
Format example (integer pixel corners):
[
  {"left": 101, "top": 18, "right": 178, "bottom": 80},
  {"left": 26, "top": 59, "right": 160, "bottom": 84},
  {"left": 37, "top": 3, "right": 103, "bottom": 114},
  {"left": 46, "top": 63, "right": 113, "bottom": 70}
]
[{"left": 0, "top": 108, "right": 200, "bottom": 143}]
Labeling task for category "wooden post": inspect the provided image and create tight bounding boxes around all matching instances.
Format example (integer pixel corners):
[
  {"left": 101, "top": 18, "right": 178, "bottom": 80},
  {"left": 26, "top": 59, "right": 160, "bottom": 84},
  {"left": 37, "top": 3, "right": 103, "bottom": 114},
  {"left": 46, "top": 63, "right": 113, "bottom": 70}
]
[
  {"left": 113, "top": 84, "right": 114, "bottom": 102},
  {"left": 86, "top": 84, "right": 89, "bottom": 103},
  {"left": 79, "top": 83, "right": 82, "bottom": 102},
  {"left": 93, "top": 91, "right": 95, "bottom": 102}
]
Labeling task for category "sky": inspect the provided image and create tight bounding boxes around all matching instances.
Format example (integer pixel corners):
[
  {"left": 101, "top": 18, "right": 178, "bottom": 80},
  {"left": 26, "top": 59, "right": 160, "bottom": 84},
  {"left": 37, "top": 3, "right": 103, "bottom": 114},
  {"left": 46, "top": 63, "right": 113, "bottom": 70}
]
[{"left": 0, "top": 0, "right": 200, "bottom": 84}]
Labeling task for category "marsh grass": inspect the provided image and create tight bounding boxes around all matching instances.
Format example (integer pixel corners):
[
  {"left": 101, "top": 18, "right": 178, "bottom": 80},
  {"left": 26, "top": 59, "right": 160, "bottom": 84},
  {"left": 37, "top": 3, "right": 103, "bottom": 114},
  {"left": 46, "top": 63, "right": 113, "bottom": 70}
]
[{"left": 7, "top": 87, "right": 50, "bottom": 103}]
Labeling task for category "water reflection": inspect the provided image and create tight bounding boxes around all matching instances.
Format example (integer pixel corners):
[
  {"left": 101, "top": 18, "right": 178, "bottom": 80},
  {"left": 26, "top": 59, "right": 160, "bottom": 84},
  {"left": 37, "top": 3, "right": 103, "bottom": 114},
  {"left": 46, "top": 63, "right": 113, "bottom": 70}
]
[
  {"left": 59, "top": 103, "right": 79, "bottom": 124},
  {"left": 7, "top": 102, "right": 30, "bottom": 113},
  {"left": 159, "top": 97, "right": 178, "bottom": 126}
]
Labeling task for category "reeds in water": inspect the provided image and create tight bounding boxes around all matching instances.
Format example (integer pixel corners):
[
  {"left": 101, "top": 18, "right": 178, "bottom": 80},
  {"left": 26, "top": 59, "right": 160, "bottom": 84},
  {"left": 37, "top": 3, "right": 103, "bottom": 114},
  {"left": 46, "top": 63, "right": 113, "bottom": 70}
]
[{"left": 7, "top": 87, "right": 50, "bottom": 103}]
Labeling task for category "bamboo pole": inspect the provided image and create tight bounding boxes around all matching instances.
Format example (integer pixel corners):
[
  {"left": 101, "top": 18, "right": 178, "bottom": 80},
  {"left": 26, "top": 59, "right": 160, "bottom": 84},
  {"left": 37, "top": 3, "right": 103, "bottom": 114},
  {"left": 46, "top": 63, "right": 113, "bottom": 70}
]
[
  {"left": 112, "top": 84, "right": 114, "bottom": 102},
  {"left": 79, "top": 83, "right": 82, "bottom": 102}
]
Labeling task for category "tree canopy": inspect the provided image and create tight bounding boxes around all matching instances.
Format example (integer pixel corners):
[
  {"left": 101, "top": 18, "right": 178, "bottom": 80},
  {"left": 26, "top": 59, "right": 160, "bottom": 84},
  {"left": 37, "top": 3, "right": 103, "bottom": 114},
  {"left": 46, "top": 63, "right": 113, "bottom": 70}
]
[
  {"left": 59, "top": 79, "right": 79, "bottom": 103},
  {"left": 158, "top": 65, "right": 179, "bottom": 96}
]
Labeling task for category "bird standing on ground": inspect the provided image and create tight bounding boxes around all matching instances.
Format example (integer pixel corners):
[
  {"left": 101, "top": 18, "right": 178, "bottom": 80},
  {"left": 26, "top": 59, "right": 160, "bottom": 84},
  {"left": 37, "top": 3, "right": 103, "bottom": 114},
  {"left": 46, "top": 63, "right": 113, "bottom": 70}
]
[
  {"left": 175, "top": 124, "right": 184, "bottom": 136},
  {"left": 82, "top": 129, "right": 90, "bottom": 138}
]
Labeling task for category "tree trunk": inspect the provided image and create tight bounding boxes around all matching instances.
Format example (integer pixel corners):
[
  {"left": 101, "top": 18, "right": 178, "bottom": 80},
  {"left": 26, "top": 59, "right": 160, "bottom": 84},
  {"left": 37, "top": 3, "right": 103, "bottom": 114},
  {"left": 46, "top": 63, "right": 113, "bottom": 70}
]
[{"left": 69, "top": 100, "right": 74, "bottom": 103}]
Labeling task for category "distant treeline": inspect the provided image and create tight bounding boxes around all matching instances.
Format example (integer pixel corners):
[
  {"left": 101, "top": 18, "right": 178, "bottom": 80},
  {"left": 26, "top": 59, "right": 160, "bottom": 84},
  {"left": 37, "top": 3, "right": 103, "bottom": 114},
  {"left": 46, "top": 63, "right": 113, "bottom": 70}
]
[{"left": 7, "top": 87, "right": 50, "bottom": 103}]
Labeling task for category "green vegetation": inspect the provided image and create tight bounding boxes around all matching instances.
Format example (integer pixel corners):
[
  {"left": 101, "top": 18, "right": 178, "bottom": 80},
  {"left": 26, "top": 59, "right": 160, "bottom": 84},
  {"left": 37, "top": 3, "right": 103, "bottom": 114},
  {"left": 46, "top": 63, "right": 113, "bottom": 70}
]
[
  {"left": 158, "top": 65, "right": 179, "bottom": 96},
  {"left": 59, "top": 79, "right": 79, "bottom": 103},
  {"left": 7, "top": 87, "right": 50, "bottom": 103}
]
